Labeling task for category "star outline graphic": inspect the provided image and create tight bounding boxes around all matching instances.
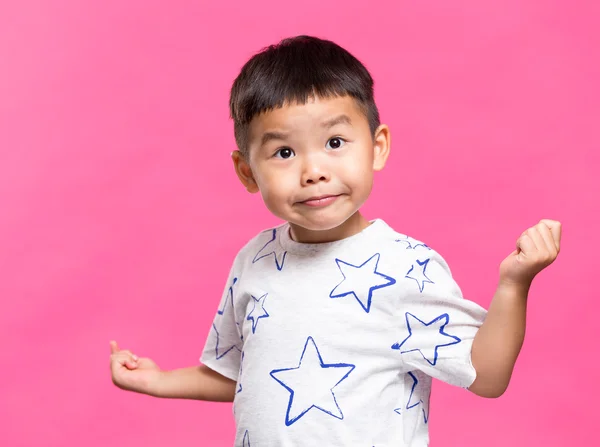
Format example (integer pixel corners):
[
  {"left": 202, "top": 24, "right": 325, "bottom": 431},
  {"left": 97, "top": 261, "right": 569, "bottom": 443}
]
[
  {"left": 212, "top": 322, "right": 242, "bottom": 360},
  {"left": 329, "top": 253, "right": 397, "bottom": 313},
  {"left": 269, "top": 336, "right": 356, "bottom": 426},
  {"left": 395, "top": 235, "right": 431, "bottom": 250},
  {"left": 237, "top": 351, "right": 245, "bottom": 394},
  {"left": 406, "top": 371, "right": 429, "bottom": 423},
  {"left": 391, "top": 312, "right": 461, "bottom": 366},
  {"left": 405, "top": 258, "right": 434, "bottom": 293},
  {"left": 252, "top": 228, "right": 287, "bottom": 271},
  {"left": 217, "top": 277, "right": 238, "bottom": 315},
  {"left": 246, "top": 293, "right": 270, "bottom": 334}
]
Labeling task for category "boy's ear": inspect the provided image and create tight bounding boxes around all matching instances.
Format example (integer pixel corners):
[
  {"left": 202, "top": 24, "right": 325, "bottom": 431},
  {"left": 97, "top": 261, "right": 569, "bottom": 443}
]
[
  {"left": 232, "top": 151, "right": 259, "bottom": 193},
  {"left": 372, "top": 124, "right": 391, "bottom": 171}
]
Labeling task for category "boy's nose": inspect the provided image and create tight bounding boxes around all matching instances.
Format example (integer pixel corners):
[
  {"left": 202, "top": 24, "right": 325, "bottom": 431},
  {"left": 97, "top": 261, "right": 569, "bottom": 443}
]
[{"left": 301, "top": 164, "right": 330, "bottom": 185}]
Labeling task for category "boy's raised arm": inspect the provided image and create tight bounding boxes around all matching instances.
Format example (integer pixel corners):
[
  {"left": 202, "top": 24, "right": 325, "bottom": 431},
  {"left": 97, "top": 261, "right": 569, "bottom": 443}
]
[
  {"left": 468, "top": 220, "right": 561, "bottom": 398},
  {"left": 110, "top": 341, "right": 236, "bottom": 402}
]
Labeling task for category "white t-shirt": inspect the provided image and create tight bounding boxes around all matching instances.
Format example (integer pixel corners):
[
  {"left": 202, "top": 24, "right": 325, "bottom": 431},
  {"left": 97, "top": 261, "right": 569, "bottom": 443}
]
[{"left": 200, "top": 219, "right": 487, "bottom": 447}]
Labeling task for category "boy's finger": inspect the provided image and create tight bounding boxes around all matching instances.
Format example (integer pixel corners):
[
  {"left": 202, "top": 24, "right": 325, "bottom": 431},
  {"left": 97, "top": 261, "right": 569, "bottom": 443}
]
[
  {"left": 540, "top": 219, "right": 561, "bottom": 250},
  {"left": 517, "top": 233, "right": 536, "bottom": 258},
  {"left": 525, "top": 227, "right": 544, "bottom": 253},
  {"left": 125, "top": 359, "right": 138, "bottom": 370},
  {"left": 110, "top": 340, "right": 119, "bottom": 354},
  {"left": 112, "top": 353, "right": 138, "bottom": 369},
  {"left": 118, "top": 349, "right": 136, "bottom": 359},
  {"left": 536, "top": 223, "right": 558, "bottom": 257}
]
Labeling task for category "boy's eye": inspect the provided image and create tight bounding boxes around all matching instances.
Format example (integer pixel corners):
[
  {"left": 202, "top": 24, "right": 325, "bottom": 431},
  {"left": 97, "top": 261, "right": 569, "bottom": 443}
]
[
  {"left": 326, "top": 137, "right": 346, "bottom": 150},
  {"left": 274, "top": 147, "right": 295, "bottom": 159}
]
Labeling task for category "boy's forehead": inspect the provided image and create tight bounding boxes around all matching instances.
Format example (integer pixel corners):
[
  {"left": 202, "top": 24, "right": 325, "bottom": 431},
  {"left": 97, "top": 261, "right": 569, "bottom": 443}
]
[{"left": 249, "top": 95, "right": 364, "bottom": 138}]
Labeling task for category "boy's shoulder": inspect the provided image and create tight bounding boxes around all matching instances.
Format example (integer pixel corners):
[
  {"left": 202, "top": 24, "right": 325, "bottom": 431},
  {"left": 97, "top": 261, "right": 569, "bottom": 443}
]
[
  {"left": 389, "top": 229, "right": 434, "bottom": 252},
  {"left": 368, "top": 219, "right": 436, "bottom": 253},
  {"left": 370, "top": 220, "right": 455, "bottom": 274},
  {"left": 230, "top": 221, "right": 289, "bottom": 268}
]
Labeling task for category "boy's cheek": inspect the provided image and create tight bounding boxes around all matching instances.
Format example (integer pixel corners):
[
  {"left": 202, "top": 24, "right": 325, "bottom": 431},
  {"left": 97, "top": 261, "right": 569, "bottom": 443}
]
[
  {"left": 344, "top": 163, "right": 373, "bottom": 186},
  {"left": 257, "top": 184, "right": 286, "bottom": 208}
]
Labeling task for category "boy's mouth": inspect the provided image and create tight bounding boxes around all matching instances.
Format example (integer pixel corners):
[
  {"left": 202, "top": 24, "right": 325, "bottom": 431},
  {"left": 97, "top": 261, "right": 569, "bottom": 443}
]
[{"left": 298, "top": 194, "right": 342, "bottom": 207}]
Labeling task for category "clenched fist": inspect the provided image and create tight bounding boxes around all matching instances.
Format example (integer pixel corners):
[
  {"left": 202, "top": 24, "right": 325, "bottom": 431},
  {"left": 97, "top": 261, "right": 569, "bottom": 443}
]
[{"left": 499, "top": 219, "right": 561, "bottom": 286}]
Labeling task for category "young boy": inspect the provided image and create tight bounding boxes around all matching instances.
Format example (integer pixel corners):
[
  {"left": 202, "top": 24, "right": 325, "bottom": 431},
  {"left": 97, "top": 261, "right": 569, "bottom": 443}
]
[{"left": 110, "top": 36, "right": 561, "bottom": 446}]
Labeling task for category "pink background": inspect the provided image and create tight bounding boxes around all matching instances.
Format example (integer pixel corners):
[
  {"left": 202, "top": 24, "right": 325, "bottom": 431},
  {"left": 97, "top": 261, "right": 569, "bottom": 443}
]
[{"left": 1, "top": 0, "right": 598, "bottom": 445}]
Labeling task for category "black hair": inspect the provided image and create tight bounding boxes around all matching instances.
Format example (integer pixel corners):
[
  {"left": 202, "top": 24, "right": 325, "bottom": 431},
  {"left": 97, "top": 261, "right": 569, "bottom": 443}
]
[{"left": 229, "top": 35, "right": 380, "bottom": 155}]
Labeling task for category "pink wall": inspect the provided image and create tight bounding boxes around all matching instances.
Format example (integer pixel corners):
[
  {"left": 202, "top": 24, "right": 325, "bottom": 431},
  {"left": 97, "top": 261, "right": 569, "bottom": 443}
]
[{"left": 1, "top": 1, "right": 598, "bottom": 445}]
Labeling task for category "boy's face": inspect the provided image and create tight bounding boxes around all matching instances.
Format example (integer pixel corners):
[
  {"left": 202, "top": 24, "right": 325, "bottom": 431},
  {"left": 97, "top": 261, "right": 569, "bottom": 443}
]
[{"left": 233, "top": 95, "right": 390, "bottom": 242}]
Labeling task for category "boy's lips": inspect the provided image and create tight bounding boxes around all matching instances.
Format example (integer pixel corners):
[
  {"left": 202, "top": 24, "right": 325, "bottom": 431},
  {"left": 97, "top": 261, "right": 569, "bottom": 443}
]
[{"left": 298, "top": 194, "right": 342, "bottom": 207}]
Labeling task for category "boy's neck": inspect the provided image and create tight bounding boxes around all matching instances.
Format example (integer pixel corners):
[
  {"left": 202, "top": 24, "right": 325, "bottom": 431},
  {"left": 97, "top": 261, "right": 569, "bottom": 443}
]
[{"left": 288, "top": 212, "right": 371, "bottom": 244}]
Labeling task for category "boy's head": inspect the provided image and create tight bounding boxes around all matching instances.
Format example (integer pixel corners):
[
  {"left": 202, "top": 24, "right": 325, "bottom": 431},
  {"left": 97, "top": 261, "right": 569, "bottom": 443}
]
[
  {"left": 230, "top": 36, "right": 390, "bottom": 240},
  {"left": 230, "top": 35, "right": 381, "bottom": 157}
]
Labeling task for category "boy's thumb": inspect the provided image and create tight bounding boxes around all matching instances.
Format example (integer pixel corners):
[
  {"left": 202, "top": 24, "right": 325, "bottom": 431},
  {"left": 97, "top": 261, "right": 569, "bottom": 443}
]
[{"left": 110, "top": 340, "right": 119, "bottom": 354}]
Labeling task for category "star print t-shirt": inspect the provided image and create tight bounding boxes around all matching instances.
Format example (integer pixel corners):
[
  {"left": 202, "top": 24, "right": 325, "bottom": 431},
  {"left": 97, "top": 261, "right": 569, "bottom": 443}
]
[{"left": 200, "top": 219, "right": 487, "bottom": 447}]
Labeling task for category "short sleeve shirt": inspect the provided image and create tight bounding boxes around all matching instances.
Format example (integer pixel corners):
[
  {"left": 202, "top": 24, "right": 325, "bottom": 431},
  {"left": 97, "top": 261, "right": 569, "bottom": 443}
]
[{"left": 201, "top": 219, "right": 487, "bottom": 447}]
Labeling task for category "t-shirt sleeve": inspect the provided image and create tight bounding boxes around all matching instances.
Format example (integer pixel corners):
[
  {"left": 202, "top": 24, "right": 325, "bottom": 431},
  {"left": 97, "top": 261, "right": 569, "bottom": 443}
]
[
  {"left": 199, "top": 257, "right": 244, "bottom": 382},
  {"left": 393, "top": 250, "right": 487, "bottom": 388}
]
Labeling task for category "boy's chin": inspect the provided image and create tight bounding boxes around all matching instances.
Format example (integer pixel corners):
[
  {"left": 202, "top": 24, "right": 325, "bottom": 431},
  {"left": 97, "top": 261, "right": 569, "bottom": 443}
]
[{"left": 288, "top": 213, "right": 359, "bottom": 233}]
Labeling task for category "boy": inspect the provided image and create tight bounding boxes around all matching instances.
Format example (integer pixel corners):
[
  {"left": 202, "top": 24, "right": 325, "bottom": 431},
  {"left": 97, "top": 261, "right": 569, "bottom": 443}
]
[{"left": 110, "top": 36, "right": 561, "bottom": 446}]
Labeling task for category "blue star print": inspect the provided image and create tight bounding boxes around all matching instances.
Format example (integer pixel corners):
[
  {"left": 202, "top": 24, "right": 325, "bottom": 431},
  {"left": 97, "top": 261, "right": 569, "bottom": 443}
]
[
  {"left": 270, "top": 336, "right": 355, "bottom": 426},
  {"left": 237, "top": 351, "right": 244, "bottom": 394},
  {"left": 212, "top": 322, "right": 243, "bottom": 360},
  {"left": 406, "top": 371, "right": 429, "bottom": 423},
  {"left": 246, "top": 293, "right": 270, "bottom": 334},
  {"left": 218, "top": 277, "right": 237, "bottom": 315},
  {"left": 395, "top": 235, "right": 431, "bottom": 250},
  {"left": 391, "top": 312, "right": 461, "bottom": 366},
  {"left": 243, "top": 430, "right": 251, "bottom": 447},
  {"left": 253, "top": 228, "right": 287, "bottom": 271},
  {"left": 330, "top": 253, "right": 396, "bottom": 313},
  {"left": 405, "top": 258, "right": 434, "bottom": 293}
]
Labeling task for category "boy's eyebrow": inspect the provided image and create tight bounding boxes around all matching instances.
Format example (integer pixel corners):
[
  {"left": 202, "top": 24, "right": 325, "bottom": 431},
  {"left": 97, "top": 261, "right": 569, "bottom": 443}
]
[
  {"left": 321, "top": 114, "right": 352, "bottom": 128},
  {"left": 261, "top": 131, "right": 289, "bottom": 146}
]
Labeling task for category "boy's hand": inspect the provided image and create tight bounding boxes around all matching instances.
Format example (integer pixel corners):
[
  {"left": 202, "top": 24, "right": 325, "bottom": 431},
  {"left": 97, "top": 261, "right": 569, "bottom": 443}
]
[
  {"left": 499, "top": 219, "right": 561, "bottom": 287},
  {"left": 109, "top": 340, "right": 161, "bottom": 395}
]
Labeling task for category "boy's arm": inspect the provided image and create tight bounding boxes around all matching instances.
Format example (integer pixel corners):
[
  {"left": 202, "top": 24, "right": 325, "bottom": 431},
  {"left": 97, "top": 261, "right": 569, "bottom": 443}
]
[
  {"left": 468, "top": 281, "right": 529, "bottom": 398},
  {"left": 468, "top": 220, "right": 561, "bottom": 398},
  {"left": 152, "top": 365, "right": 236, "bottom": 401},
  {"left": 110, "top": 341, "right": 236, "bottom": 402}
]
